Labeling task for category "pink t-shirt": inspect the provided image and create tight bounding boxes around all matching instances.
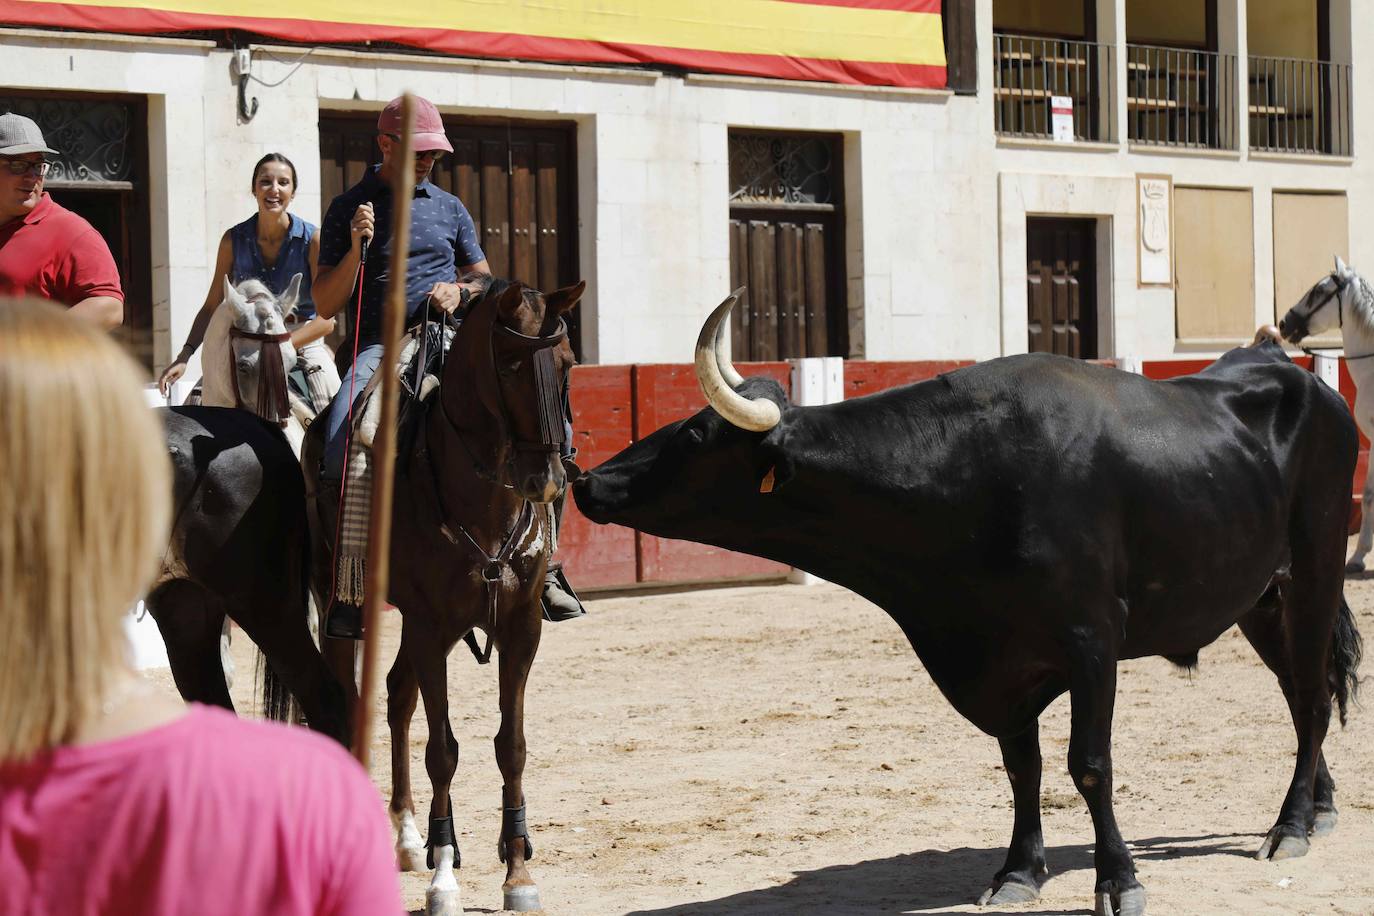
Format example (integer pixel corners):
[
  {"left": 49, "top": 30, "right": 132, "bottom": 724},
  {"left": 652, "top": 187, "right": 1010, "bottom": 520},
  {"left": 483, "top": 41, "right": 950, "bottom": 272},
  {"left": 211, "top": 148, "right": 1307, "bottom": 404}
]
[{"left": 0, "top": 704, "right": 403, "bottom": 916}]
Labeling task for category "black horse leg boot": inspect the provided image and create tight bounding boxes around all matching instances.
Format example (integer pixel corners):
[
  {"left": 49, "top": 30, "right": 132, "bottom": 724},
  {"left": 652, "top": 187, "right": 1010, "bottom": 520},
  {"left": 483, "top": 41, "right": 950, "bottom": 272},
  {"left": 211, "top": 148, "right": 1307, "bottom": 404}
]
[
  {"left": 319, "top": 482, "right": 365, "bottom": 640},
  {"left": 541, "top": 487, "right": 585, "bottom": 622}
]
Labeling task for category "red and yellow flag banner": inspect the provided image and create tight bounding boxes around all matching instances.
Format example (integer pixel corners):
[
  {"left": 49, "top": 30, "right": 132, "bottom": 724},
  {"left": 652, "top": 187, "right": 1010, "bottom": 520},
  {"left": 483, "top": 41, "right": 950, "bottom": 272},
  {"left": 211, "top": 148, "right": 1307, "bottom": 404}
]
[{"left": 0, "top": 0, "right": 946, "bottom": 88}]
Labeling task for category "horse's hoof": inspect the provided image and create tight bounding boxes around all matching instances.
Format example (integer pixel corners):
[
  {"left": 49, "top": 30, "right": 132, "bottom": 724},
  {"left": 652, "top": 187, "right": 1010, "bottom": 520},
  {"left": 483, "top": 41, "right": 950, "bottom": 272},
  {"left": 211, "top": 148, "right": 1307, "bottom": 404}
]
[
  {"left": 1094, "top": 885, "right": 1147, "bottom": 916},
  {"left": 1313, "top": 809, "right": 1339, "bottom": 837},
  {"left": 1345, "top": 559, "right": 1365, "bottom": 575},
  {"left": 1256, "top": 829, "right": 1310, "bottom": 861},
  {"left": 977, "top": 877, "right": 1038, "bottom": 906},
  {"left": 396, "top": 845, "right": 427, "bottom": 872},
  {"left": 503, "top": 884, "right": 542, "bottom": 912},
  {"left": 425, "top": 887, "right": 463, "bottom": 916}
]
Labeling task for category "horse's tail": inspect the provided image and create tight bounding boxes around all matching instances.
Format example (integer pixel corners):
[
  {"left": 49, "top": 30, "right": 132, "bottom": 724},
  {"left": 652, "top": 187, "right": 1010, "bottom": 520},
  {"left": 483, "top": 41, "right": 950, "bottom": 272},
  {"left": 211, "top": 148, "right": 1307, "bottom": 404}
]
[
  {"left": 255, "top": 492, "right": 311, "bottom": 727},
  {"left": 256, "top": 650, "right": 297, "bottom": 725},
  {"left": 1330, "top": 593, "right": 1363, "bottom": 727}
]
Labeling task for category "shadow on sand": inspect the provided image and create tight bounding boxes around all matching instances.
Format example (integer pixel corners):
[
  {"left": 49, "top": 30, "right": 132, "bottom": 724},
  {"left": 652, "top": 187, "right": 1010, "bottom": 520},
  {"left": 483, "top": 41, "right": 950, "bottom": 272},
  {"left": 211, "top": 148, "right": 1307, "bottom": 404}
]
[{"left": 618, "top": 833, "right": 1255, "bottom": 916}]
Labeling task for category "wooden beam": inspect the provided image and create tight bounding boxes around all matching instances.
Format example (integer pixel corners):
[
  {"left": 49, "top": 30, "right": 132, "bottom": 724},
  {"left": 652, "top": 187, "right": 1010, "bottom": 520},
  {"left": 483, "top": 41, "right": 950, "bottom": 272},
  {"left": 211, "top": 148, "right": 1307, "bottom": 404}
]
[{"left": 352, "top": 94, "right": 414, "bottom": 766}]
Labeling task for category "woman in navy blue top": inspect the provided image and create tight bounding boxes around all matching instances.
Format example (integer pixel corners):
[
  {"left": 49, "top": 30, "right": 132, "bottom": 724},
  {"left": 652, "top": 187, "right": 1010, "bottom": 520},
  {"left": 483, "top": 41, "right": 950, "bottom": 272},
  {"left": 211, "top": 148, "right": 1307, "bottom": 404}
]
[{"left": 158, "top": 154, "right": 340, "bottom": 402}]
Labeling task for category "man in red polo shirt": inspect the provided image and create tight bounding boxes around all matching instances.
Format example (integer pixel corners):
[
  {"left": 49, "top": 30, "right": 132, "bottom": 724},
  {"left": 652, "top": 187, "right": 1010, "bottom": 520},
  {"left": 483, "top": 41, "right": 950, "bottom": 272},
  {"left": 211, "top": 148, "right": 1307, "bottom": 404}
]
[{"left": 0, "top": 113, "right": 123, "bottom": 329}]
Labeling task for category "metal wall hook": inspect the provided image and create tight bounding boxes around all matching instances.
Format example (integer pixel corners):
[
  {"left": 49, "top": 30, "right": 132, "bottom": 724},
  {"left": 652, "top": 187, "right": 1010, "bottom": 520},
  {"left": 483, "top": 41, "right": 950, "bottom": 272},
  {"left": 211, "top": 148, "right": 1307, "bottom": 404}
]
[
  {"left": 231, "top": 47, "right": 258, "bottom": 123},
  {"left": 238, "top": 74, "right": 259, "bottom": 123}
]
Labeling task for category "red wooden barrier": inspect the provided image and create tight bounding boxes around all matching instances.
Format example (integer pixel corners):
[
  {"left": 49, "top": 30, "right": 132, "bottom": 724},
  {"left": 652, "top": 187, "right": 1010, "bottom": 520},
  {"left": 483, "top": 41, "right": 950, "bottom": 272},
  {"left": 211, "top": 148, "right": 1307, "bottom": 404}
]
[
  {"left": 844, "top": 361, "right": 972, "bottom": 398},
  {"left": 559, "top": 366, "right": 637, "bottom": 587}
]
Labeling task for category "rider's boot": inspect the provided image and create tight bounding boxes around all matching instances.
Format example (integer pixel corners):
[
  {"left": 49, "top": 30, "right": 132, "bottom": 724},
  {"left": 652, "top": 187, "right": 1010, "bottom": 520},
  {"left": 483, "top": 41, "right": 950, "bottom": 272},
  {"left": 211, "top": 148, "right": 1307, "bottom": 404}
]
[
  {"left": 318, "top": 481, "right": 365, "bottom": 640},
  {"left": 541, "top": 487, "right": 586, "bottom": 622}
]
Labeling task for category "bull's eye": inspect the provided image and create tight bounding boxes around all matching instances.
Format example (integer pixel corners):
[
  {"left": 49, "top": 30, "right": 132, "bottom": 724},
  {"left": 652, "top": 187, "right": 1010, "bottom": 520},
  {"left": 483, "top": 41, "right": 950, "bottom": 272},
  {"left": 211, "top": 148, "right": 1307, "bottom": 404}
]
[{"left": 683, "top": 427, "right": 704, "bottom": 448}]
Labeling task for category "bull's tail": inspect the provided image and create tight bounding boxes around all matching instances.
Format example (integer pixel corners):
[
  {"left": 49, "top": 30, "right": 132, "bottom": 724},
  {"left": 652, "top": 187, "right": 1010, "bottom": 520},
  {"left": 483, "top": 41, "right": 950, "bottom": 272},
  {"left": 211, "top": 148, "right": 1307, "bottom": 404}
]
[{"left": 1330, "top": 593, "right": 1363, "bottom": 727}]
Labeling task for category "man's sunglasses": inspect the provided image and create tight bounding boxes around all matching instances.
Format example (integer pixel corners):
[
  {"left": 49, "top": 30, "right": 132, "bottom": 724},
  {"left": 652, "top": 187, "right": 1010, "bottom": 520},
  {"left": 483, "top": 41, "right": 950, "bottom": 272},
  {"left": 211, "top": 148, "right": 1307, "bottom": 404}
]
[
  {"left": 0, "top": 159, "right": 52, "bottom": 177},
  {"left": 383, "top": 135, "right": 444, "bottom": 163}
]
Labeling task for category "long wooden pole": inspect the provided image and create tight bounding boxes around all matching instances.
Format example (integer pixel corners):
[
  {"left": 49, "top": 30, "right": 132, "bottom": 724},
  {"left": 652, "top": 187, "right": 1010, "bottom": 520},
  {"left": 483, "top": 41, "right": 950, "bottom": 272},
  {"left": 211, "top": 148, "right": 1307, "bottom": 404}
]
[{"left": 352, "top": 94, "right": 414, "bottom": 765}]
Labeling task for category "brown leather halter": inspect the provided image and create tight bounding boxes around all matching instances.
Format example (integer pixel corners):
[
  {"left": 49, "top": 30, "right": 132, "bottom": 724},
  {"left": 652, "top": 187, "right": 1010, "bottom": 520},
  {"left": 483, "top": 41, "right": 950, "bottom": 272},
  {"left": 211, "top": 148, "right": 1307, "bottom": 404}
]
[{"left": 228, "top": 326, "right": 292, "bottom": 427}]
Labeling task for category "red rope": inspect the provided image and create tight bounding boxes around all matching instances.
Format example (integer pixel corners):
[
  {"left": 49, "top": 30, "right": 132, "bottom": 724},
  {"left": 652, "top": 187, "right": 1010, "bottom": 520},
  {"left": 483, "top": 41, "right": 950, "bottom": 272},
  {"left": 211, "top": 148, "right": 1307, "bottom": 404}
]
[{"left": 327, "top": 257, "right": 367, "bottom": 608}]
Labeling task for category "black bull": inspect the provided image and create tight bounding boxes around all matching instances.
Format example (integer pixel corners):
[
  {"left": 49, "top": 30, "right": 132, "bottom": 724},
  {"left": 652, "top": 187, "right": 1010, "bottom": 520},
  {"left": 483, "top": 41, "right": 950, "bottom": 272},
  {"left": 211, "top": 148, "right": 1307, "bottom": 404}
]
[{"left": 573, "top": 315, "right": 1362, "bottom": 914}]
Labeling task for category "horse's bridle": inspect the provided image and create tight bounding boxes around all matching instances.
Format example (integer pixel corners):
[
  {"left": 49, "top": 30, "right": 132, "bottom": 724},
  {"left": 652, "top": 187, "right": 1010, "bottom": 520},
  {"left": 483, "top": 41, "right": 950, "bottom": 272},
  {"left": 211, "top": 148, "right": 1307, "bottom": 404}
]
[
  {"left": 1291, "top": 272, "right": 1374, "bottom": 363},
  {"left": 228, "top": 326, "right": 292, "bottom": 427},
  {"left": 436, "top": 297, "right": 569, "bottom": 484}
]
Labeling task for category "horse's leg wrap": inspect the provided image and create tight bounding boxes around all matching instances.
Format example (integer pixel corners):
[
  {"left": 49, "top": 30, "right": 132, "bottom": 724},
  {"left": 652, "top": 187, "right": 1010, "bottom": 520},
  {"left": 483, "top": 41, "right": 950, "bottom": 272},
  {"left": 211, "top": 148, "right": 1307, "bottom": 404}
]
[
  {"left": 426, "top": 814, "right": 459, "bottom": 870},
  {"left": 498, "top": 802, "right": 534, "bottom": 863}
]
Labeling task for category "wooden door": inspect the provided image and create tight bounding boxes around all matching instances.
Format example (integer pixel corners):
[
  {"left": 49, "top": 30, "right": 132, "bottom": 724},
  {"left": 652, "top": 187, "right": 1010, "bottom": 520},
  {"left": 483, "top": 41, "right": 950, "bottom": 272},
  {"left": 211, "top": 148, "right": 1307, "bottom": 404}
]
[
  {"left": 728, "top": 131, "right": 846, "bottom": 361},
  {"left": 1026, "top": 217, "right": 1097, "bottom": 358},
  {"left": 319, "top": 116, "right": 580, "bottom": 352}
]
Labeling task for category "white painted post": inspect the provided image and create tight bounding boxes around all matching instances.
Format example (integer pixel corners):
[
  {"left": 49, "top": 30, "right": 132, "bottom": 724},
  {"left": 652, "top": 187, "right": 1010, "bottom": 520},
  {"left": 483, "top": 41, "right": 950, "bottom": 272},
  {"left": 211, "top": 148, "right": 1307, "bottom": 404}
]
[
  {"left": 1314, "top": 353, "right": 1341, "bottom": 390},
  {"left": 128, "top": 385, "right": 172, "bottom": 671},
  {"left": 787, "top": 357, "right": 845, "bottom": 585}
]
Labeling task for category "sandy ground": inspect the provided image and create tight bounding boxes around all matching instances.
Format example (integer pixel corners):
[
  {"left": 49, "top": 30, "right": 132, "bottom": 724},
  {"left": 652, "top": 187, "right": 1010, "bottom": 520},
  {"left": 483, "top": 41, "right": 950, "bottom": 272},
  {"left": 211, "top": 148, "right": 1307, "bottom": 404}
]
[{"left": 150, "top": 556, "right": 1374, "bottom": 916}]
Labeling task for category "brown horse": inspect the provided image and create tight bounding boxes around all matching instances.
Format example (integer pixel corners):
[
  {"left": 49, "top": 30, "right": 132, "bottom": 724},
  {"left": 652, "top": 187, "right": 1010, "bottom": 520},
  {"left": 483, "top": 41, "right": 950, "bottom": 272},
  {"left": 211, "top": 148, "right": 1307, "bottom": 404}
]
[{"left": 305, "top": 276, "right": 582, "bottom": 915}]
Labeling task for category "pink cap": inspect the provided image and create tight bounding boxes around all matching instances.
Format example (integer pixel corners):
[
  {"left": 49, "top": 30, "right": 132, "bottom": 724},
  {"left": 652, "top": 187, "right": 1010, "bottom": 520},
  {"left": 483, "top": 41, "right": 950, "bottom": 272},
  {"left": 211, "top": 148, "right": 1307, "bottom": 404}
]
[{"left": 377, "top": 96, "right": 453, "bottom": 153}]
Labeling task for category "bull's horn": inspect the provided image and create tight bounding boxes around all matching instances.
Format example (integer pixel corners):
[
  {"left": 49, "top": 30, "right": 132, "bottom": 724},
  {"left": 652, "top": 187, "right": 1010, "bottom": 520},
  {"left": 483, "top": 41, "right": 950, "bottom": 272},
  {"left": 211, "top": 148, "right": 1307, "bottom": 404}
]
[
  {"left": 694, "top": 290, "right": 781, "bottom": 432},
  {"left": 713, "top": 300, "right": 744, "bottom": 389}
]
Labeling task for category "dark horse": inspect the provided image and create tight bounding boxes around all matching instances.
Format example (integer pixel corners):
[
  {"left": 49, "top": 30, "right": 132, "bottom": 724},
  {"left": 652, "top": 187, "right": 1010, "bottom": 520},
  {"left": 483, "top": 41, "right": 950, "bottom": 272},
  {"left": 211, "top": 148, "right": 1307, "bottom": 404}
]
[
  {"left": 303, "top": 277, "right": 583, "bottom": 915},
  {"left": 147, "top": 405, "right": 348, "bottom": 744}
]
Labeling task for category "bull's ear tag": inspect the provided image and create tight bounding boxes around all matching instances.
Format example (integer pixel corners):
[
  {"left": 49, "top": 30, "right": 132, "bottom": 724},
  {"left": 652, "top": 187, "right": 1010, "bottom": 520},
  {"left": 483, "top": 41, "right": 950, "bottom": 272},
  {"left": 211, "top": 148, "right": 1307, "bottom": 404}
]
[{"left": 759, "top": 466, "right": 776, "bottom": 494}]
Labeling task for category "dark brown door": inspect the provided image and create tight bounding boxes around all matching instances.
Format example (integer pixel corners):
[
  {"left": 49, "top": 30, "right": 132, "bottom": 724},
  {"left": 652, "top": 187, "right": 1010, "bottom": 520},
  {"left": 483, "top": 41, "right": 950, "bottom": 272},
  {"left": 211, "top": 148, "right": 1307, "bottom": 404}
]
[
  {"left": 727, "top": 131, "right": 846, "bottom": 361},
  {"left": 319, "top": 116, "right": 580, "bottom": 353},
  {"left": 1026, "top": 217, "right": 1097, "bottom": 358}
]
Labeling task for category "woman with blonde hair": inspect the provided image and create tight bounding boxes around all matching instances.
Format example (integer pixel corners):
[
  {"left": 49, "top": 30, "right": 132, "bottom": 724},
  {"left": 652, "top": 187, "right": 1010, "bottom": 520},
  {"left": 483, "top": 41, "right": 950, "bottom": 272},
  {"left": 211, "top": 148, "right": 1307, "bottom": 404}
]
[{"left": 0, "top": 297, "right": 401, "bottom": 916}]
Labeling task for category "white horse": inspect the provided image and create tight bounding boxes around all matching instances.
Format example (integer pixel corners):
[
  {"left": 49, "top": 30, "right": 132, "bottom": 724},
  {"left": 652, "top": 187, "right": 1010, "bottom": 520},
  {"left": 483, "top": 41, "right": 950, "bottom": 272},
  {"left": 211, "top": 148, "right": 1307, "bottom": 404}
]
[
  {"left": 202, "top": 274, "right": 312, "bottom": 455},
  {"left": 1278, "top": 255, "right": 1374, "bottom": 571}
]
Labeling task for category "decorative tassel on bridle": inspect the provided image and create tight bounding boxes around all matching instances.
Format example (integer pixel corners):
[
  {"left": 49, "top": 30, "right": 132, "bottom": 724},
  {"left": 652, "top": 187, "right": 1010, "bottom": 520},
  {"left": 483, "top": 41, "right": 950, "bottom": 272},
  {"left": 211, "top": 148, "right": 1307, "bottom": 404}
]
[
  {"left": 229, "top": 327, "right": 293, "bottom": 427},
  {"left": 531, "top": 347, "right": 565, "bottom": 448}
]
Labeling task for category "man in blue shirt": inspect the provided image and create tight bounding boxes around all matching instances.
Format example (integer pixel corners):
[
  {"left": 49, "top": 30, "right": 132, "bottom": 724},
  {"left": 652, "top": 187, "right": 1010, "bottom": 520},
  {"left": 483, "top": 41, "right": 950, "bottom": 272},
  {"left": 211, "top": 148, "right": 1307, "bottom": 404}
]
[{"left": 313, "top": 96, "right": 581, "bottom": 638}]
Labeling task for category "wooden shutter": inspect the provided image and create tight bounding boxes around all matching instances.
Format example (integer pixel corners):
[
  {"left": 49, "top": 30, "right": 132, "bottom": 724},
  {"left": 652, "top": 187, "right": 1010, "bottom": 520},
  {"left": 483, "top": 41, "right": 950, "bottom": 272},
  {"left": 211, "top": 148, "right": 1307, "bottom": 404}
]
[
  {"left": 943, "top": 0, "right": 977, "bottom": 94},
  {"left": 1272, "top": 192, "right": 1348, "bottom": 336},
  {"left": 1174, "top": 187, "right": 1255, "bottom": 342}
]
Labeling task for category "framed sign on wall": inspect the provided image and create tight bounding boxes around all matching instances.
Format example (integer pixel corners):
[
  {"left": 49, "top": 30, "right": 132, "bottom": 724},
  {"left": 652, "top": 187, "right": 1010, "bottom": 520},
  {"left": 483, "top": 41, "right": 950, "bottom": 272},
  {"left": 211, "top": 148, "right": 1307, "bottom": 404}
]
[{"left": 1136, "top": 173, "right": 1174, "bottom": 288}]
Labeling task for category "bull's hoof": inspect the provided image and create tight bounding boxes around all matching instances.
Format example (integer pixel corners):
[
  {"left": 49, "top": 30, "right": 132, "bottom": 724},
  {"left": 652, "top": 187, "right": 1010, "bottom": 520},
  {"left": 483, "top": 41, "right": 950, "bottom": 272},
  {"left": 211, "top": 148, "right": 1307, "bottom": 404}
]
[
  {"left": 396, "top": 845, "right": 427, "bottom": 872},
  {"left": 1256, "top": 827, "right": 1310, "bottom": 861},
  {"left": 1313, "top": 808, "right": 1339, "bottom": 837},
  {"left": 1094, "top": 885, "right": 1146, "bottom": 916},
  {"left": 503, "top": 884, "right": 542, "bottom": 912},
  {"left": 425, "top": 886, "right": 463, "bottom": 916},
  {"left": 977, "top": 876, "right": 1039, "bottom": 906}
]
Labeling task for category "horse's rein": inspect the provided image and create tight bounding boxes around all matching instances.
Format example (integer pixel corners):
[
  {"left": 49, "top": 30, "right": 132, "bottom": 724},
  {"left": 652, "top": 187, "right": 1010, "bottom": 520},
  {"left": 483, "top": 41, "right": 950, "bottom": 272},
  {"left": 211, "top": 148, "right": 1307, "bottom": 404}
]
[{"left": 228, "top": 326, "right": 293, "bottom": 427}]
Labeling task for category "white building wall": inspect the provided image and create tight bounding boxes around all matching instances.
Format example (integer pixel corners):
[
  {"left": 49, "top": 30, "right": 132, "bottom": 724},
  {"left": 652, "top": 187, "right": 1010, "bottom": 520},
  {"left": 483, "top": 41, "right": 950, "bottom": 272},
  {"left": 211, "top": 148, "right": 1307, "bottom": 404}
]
[{"left": 2, "top": 5, "right": 1372, "bottom": 371}]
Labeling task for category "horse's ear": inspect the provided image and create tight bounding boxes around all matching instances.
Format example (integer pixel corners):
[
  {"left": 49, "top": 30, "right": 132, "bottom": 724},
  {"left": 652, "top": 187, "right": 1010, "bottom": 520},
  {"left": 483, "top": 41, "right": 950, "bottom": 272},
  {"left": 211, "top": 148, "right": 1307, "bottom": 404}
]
[
  {"left": 222, "top": 275, "right": 238, "bottom": 308},
  {"left": 546, "top": 280, "right": 586, "bottom": 316},
  {"left": 495, "top": 282, "right": 525, "bottom": 318},
  {"left": 280, "top": 273, "right": 303, "bottom": 318},
  {"left": 1335, "top": 255, "right": 1351, "bottom": 278}
]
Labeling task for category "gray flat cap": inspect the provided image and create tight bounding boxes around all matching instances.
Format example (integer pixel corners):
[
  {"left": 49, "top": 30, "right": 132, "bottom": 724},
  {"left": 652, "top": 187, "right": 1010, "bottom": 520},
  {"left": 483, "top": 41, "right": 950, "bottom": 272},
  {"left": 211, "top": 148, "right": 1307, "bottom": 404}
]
[{"left": 0, "top": 113, "right": 58, "bottom": 156}]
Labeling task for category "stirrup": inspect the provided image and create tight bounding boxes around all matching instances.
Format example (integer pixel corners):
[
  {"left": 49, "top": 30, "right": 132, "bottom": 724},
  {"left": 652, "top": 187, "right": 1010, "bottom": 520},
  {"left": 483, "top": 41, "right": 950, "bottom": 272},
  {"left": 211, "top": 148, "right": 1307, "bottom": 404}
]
[{"left": 541, "top": 565, "right": 586, "bottom": 622}]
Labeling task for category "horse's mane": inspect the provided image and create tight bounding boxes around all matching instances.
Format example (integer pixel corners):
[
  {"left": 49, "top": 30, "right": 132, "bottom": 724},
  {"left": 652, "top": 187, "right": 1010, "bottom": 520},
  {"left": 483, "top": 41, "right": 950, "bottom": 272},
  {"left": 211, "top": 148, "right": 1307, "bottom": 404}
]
[
  {"left": 1348, "top": 271, "right": 1374, "bottom": 337},
  {"left": 236, "top": 277, "right": 274, "bottom": 303}
]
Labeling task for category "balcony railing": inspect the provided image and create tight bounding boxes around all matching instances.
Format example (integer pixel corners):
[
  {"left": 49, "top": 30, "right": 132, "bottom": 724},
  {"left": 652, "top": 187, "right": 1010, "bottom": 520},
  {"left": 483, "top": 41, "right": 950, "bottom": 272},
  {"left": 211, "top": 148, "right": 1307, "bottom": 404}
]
[
  {"left": 1126, "top": 44, "right": 1238, "bottom": 150},
  {"left": 1248, "top": 55, "right": 1352, "bottom": 156},
  {"left": 994, "top": 33, "right": 1116, "bottom": 142}
]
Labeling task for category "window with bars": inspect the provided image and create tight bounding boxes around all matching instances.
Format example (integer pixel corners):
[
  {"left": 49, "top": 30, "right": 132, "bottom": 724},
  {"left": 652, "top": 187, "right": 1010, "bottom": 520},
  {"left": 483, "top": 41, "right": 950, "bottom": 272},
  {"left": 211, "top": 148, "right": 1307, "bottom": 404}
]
[{"left": 726, "top": 131, "right": 847, "bottom": 361}]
